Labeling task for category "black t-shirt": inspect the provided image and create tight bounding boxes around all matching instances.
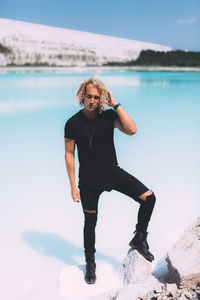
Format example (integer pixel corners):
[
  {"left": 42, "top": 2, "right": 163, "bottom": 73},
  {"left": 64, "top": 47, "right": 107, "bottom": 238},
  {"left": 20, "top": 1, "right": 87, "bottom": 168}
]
[{"left": 64, "top": 109, "right": 118, "bottom": 178}]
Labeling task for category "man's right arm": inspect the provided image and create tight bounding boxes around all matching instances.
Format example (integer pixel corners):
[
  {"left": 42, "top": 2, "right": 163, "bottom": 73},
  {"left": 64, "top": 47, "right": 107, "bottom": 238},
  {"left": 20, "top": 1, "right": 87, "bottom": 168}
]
[{"left": 64, "top": 138, "right": 80, "bottom": 203}]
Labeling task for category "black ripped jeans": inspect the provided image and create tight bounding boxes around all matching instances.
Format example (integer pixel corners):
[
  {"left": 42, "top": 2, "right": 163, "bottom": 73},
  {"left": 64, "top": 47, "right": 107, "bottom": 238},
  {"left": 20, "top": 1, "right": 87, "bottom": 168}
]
[{"left": 78, "top": 166, "right": 156, "bottom": 260}]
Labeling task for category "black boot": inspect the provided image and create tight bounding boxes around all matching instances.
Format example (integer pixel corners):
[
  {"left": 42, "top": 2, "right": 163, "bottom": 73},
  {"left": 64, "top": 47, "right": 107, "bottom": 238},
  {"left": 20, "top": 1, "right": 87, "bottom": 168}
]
[
  {"left": 85, "top": 261, "right": 96, "bottom": 284},
  {"left": 129, "top": 231, "right": 154, "bottom": 262}
]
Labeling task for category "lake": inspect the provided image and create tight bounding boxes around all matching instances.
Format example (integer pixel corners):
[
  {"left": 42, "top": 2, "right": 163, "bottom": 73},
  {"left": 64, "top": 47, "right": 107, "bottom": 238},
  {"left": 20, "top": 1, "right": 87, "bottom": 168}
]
[{"left": 0, "top": 69, "right": 199, "bottom": 299}]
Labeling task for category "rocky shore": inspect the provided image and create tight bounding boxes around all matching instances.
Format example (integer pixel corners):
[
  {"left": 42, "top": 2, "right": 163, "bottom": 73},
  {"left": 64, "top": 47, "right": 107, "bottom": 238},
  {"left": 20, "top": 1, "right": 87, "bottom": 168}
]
[{"left": 104, "top": 217, "right": 200, "bottom": 300}]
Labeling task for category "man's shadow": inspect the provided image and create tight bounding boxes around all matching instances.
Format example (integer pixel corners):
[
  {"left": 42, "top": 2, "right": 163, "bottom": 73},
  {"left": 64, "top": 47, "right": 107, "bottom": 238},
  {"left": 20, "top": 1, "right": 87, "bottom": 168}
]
[{"left": 22, "top": 230, "right": 120, "bottom": 271}]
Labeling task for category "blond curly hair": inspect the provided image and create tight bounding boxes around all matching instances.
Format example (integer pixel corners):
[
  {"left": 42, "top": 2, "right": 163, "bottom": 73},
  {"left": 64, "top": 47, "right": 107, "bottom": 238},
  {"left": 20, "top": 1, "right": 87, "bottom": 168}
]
[{"left": 76, "top": 76, "right": 109, "bottom": 113}]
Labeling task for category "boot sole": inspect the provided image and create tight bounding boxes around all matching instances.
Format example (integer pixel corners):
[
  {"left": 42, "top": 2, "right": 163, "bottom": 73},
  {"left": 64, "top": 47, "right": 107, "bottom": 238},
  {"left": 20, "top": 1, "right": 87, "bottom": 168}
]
[
  {"left": 129, "top": 241, "right": 154, "bottom": 262},
  {"left": 85, "top": 277, "right": 96, "bottom": 284}
]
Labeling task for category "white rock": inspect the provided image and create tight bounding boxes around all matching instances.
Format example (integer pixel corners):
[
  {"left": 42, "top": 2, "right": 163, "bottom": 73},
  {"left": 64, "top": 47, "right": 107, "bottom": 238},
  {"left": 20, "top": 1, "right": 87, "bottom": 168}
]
[
  {"left": 166, "top": 216, "right": 200, "bottom": 287},
  {"left": 115, "top": 248, "right": 164, "bottom": 299},
  {"left": 119, "top": 249, "right": 152, "bottom": 285},
  {"left": 116, "top": 276, "right": 163, "bottom": 300},
  {"left": 179, "top": 294, "right": 187, "bottom": 300},
  {"left": 165, "top": 283, "right": 178, "bottom": 296},
  {"left": 89, "top": 293, "right": 111, "bottom": 300},
  {"left": 184, "top": 291, "right": 193, "bottom": 299},
  {"left": 58, "top": 263, "right": 122, "bottom": 300}
]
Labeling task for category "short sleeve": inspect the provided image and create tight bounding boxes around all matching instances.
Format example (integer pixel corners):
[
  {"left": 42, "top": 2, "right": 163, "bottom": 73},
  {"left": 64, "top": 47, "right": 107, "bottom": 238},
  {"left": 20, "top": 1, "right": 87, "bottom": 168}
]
[
  {"left": 106, "top": 109, "right": 118, "bottom": 124},
  {"left": 64, "top": 118, "right": 76, "bottom": 140}
]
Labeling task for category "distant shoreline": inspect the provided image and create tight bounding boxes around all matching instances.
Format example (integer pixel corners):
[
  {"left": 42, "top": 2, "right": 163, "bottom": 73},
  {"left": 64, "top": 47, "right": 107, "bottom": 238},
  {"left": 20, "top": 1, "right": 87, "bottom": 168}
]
[{"left": 0, "top": 66, "right": 200, "bottom": 73}]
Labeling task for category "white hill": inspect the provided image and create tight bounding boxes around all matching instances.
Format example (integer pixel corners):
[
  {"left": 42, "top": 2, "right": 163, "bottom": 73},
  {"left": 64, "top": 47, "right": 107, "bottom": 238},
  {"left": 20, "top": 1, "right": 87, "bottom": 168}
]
[{"left": 0, "top": 18, "right": 172, "bottom": 67}]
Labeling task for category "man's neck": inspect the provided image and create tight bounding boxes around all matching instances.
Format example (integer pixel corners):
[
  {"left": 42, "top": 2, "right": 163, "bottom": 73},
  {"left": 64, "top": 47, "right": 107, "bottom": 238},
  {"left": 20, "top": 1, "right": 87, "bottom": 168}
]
[{"left": 82, "top": 108, "right": 98, "bottom": 119}]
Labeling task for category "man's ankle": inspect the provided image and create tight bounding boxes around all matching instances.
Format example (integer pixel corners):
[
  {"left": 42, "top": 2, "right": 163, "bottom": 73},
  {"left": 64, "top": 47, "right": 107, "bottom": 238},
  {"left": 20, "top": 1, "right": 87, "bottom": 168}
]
[{"left": 85, "top": 253, "right": 95, "bottom": 264}]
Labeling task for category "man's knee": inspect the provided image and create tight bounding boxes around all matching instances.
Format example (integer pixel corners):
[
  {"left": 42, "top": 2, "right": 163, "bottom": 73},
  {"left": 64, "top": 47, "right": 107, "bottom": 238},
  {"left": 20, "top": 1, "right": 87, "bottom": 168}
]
[
  {"left": 84, "top": 209, "right": 98, "bottom": 227},
  {"left": 146, "top": 192, "right": 156, "bottom": 205},
  {"left": 137, "top": 191, "right": 156, "bottom": 205},
  {"left": 84, "top": 209, "right": 96, "bottom": 214},
  {"left": 139, "top": 190, "right": 153, "bottom": 201}
]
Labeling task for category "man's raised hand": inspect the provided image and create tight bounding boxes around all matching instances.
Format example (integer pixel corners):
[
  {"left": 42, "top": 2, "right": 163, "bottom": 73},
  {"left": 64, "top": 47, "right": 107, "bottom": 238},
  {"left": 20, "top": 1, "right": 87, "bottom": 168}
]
[{"left": 106, "top": 89, "right": 118, "bottom": 108}]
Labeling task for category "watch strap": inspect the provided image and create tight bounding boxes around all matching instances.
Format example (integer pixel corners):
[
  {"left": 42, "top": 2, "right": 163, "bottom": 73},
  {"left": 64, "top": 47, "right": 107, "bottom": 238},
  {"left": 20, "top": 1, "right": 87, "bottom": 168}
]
[{"left": 113, "top": 103, "right": 121, "bottom": 110}]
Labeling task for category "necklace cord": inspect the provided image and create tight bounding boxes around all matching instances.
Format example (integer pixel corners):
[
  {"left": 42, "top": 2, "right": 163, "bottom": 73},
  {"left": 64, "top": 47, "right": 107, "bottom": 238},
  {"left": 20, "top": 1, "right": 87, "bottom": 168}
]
[{"left": 85, "top": 119, "right": 97, "bottom": 148}]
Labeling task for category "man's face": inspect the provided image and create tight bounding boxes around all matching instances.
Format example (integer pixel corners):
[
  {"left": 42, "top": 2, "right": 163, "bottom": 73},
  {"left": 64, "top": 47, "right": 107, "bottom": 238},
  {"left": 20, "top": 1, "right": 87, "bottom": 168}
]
[{"left": 83, "top": 85, "right": 100, "bottom": 112}]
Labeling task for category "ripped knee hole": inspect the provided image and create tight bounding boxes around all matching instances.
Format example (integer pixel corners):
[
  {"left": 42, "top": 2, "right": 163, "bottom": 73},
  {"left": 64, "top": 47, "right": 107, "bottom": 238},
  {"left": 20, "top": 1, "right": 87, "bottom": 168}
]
[{"left": 84, "top": 209, "right": 96, "bottom": 214}]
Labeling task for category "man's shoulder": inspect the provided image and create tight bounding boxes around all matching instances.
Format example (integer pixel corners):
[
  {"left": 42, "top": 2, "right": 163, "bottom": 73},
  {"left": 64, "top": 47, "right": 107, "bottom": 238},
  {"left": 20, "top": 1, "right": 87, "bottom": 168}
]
[
  {"left": 64, "top": 110, "right": 82, "bottom": 139},
  {"left": 102, "top": 108, "right": 116, "bottom": 115},
  {"left": 65, "top": 110, "right": 82, "bottom": 124},
  {"left": 101, "top": 108, "right": 118, "bottom": 121}
]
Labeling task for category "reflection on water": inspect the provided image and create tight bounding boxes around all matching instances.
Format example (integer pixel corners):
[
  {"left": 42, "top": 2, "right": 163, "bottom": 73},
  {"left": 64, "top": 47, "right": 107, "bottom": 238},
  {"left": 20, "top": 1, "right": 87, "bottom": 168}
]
[{"left": 0, "top": 71, "right": 199, "bottom": 114}]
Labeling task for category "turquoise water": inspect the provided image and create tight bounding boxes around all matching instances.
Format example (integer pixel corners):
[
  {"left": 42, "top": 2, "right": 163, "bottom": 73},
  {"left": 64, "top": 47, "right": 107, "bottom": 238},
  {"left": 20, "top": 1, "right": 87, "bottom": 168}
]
[{"left": 1, "top": 70, "right": 200, "bottom": 262}]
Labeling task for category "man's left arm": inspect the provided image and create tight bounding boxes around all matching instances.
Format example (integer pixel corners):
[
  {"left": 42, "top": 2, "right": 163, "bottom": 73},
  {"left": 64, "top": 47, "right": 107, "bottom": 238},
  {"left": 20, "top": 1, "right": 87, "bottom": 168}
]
[{"left": 107, "top": 90, "right": 137, "bottom": 136}]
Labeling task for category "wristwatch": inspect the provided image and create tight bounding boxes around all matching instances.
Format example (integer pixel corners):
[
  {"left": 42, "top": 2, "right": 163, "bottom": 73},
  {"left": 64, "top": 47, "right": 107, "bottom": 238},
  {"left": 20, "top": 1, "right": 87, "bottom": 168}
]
[{"left": 113, "top": 103, "right": 121, "bottom": 110}]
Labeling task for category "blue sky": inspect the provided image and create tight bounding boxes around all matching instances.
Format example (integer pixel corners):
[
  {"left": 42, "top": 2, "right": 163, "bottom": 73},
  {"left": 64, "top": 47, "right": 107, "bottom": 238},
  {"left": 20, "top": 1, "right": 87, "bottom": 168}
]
[{"left": 0, "top": 0, "right": 200, "bottom": 51}]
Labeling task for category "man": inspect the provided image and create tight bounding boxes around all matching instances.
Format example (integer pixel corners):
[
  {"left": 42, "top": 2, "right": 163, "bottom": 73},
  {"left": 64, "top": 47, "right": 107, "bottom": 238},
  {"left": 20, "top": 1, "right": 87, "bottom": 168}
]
[{"left": 64, "top": 76, "right": 156, "bottom": 284}]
